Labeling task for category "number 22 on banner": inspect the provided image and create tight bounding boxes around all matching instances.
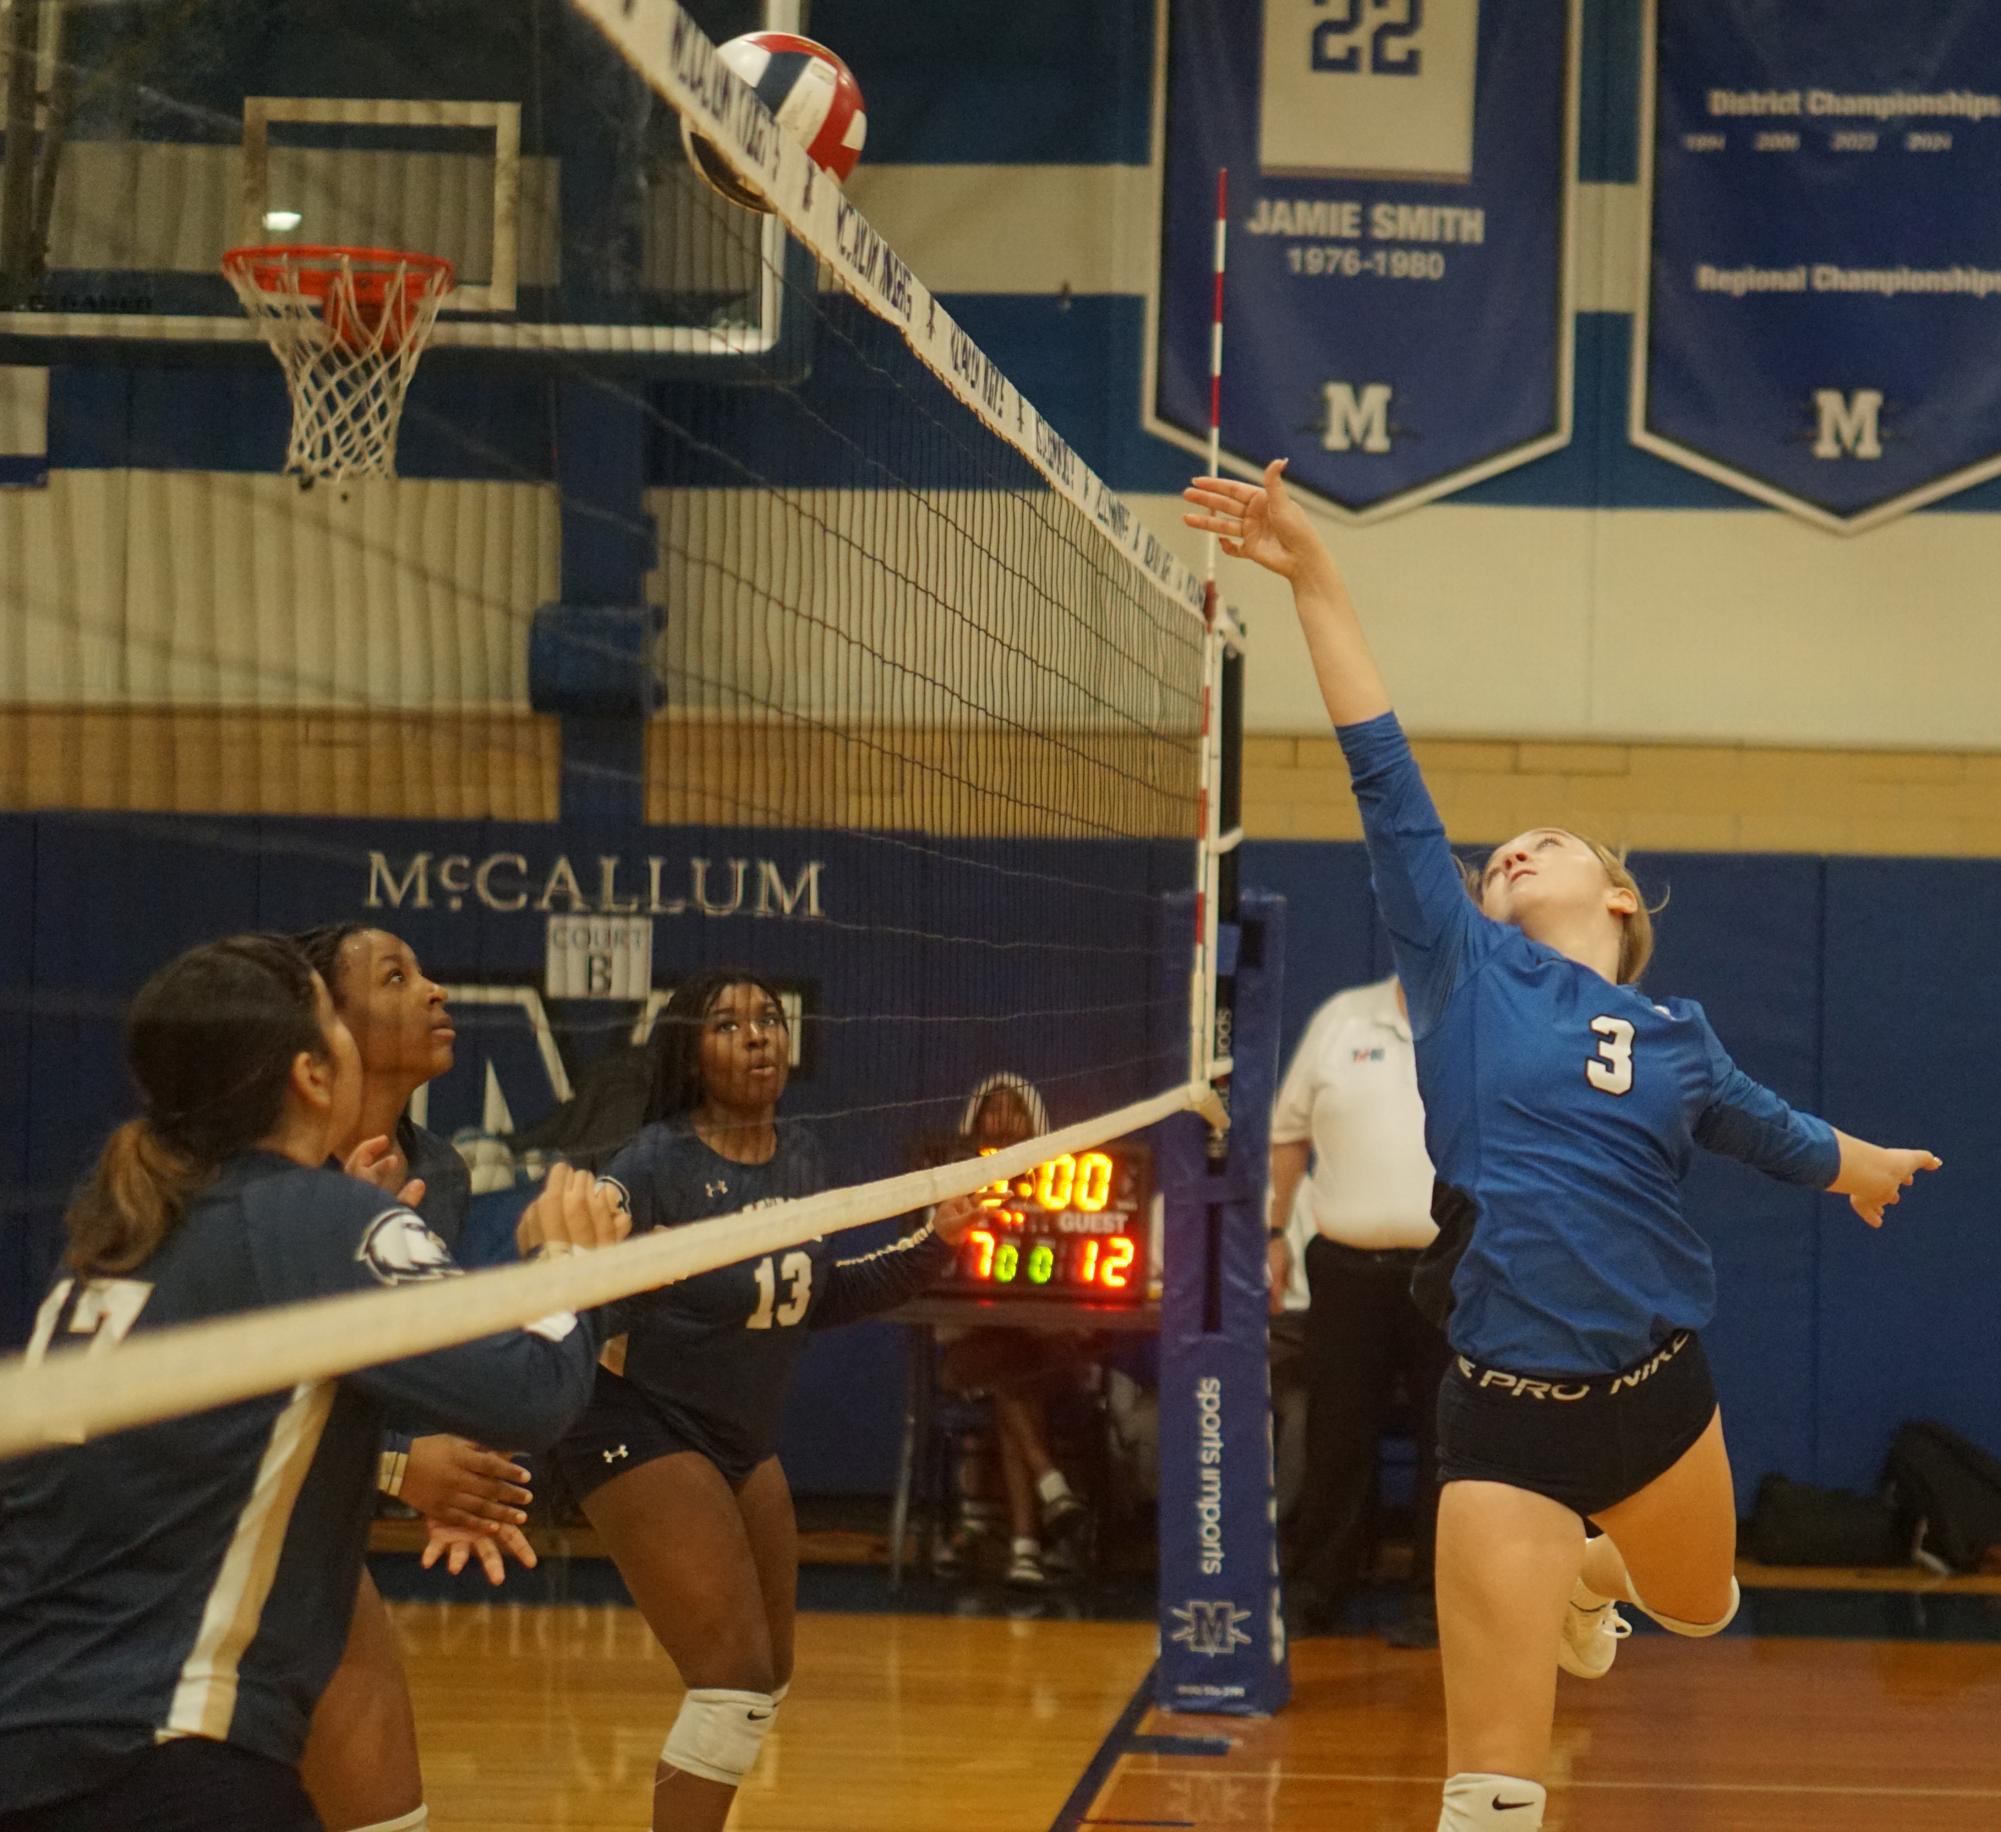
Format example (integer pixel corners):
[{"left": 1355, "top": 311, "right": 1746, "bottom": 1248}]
[{"left": 1259, "top": 0, "right": 1479, "bottom": 183}]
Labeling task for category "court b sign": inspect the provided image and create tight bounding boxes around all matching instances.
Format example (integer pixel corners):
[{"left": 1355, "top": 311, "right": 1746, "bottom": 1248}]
[
  {"left": 546, "top": 915, "right": 652, "bottom": 999},
  {"left": 1149, "top": 0, "right": 1579, "bottom": 521}
]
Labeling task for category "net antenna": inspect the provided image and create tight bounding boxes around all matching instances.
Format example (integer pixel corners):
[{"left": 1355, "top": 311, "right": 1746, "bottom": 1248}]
[{"left": 223, "top": 244, "right": 455, "bottom": 484}]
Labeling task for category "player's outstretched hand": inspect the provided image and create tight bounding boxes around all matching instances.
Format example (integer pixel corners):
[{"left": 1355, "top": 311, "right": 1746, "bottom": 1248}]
[
  {"left": 420, "top": 1519, "right": 538, "bottom": 1587},
  {"left": 930, "top": 1192, "right": 984, "bottom": 1246},
  {"left": 1182, "top": 458, "right": 1327, "bottom": 581},
  {"left": 1831, "top": 1133, "right": 1941, "bottom": 1229},
  {"left": 516, "top": 1162, "right": 631, "bottom": 1257},
  {"left": 400, "top": 1434, "right": 532, "bottom": 1531}
]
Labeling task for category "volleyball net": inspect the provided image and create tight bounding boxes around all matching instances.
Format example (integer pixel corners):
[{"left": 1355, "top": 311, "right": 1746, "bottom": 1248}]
[{"left": 0, "top": 0, "right": 1243, "bottom": 1453}]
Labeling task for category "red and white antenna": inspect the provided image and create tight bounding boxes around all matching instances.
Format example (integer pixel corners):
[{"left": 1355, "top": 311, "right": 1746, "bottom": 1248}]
[{"left": 1202, "top": 166, "right": 1229, "bottom": 612}]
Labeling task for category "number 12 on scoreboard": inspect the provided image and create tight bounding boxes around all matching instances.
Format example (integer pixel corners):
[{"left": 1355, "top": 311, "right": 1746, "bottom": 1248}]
[{"left": 1259, "top": 0, "right": 1479, "bottom": 183}]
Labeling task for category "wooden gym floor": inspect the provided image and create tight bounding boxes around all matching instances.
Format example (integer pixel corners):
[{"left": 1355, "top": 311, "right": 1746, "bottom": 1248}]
[{"left": 385, "top": 1557, "right": 2001, "bottom": 1831}]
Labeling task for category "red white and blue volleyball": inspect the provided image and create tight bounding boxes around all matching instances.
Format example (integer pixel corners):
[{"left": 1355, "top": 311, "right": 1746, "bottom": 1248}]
[{"left": 683, "top": 32, "right": 867, "bottom": 213}]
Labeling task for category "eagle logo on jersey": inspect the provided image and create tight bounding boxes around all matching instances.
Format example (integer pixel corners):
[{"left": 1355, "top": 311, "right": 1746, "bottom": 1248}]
[{"left": 356, "top": 1209, "right": 460, "bottom": 1286}]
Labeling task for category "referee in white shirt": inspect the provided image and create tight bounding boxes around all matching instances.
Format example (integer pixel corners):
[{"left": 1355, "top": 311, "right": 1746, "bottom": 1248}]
[{"left": 1268, "top": 972, "right": 1447, "bottom": 1646}]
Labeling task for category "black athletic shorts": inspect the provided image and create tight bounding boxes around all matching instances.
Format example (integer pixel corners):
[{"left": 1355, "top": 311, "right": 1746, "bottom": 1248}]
[
  {"left": 1435, "top": 1330, "right": 1718, "bottom": 1521},
  {"left": 0, "top": 1735, "right": 321, "bottom": 1832},
  {"left": 554, "top": 1369, "right": 772, "bottom": 1501}
]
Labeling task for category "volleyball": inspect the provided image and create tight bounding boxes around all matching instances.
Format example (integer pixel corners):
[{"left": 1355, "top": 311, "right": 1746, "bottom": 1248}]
[{"left": 682, "top": 32, "right": 867, "bottom": 213}]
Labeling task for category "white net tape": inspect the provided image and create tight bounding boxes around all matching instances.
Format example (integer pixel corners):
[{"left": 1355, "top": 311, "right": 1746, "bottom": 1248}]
[
  {"left": 224, "top": 251, "right": 453, "bottom": 484},
  {"left": 0, "top": 1083, "right": 1221, "bottom": 1460}
]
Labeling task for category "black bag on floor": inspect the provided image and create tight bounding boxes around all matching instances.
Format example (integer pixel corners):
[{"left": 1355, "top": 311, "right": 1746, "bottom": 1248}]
[
  {"left": 1746, "top": 1473, "right": 1904, "bottom": 1567},
  {"left": 1882, "top": 1420, "right": 2001, "bottom": 1574}
]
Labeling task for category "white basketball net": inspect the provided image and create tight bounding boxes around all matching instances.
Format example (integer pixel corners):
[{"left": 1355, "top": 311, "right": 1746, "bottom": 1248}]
[{"left": 225, "top": 251, "right": 452, "bottom": 484}]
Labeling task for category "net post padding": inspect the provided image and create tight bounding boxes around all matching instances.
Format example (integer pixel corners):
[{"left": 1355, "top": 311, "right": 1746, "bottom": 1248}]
[
  {"left": 0, "top": 1083, "right": 1210, "bottom": 1461},
  {"left": 222, "top": 245, "right": 455, "bottom": 484}
]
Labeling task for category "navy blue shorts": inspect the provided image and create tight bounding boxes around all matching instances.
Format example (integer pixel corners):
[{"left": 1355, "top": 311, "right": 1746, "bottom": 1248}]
[
  {"left": 554, "top": 1370, "right": 771, "bottom": 1501},
  {"left": 0, "top": 1736, "right": 320, "bottom": 1831},
  {"left": 1435, "top": 1330, "right": 1718, "bottom": 1522}
]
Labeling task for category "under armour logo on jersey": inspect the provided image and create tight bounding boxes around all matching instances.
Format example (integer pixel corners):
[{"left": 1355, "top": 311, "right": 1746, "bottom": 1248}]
[
  {"left": 602, "top": 1444, "right": 629, "bottom": 1465},
  {"left": 706, "top": 1179, "right": 730, "bottom": 1199},
  {"left": 356, "top": 1210, "right": 460, "bottom": 1286}
]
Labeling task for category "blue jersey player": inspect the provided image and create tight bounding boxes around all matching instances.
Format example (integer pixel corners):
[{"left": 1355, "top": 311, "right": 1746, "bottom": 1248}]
[
  {"left": 294, "top": 922, "right": 527, "bottom": 1832},
  {"left": 551, "top": 968, "right": 974, "bottom": 1832},
  {"left": 1185, "top": 462, "right": 1939, "bottom": 1832},
  {"left": 0, "top": 934, "right": 627, "bottom": 1832}
]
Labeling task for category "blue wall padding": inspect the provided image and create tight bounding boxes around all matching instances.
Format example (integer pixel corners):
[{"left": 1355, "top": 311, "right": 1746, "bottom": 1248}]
[{"left": 1816, "top": 861, "right": 2001, "bottom": 1492}]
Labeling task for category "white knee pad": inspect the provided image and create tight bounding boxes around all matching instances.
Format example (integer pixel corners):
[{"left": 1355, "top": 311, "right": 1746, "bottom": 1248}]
[
  {"left": 1631, "top": 1574, "right": 1740, "bottom": 1638},
  {"left": 349, "top": 1811, "right": 428, "bottom": 1832},
  {"left": 661, "top": 1687, "right": 779, "bottom": 1788},
  {"left": 1438, "top": 1773, "right": 1545, "bottom": 1829}
]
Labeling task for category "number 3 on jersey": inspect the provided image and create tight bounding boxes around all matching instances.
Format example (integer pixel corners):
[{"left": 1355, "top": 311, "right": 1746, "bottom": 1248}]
[
  {"left": 1586, "top": 1017, "right": 1635, "bottom": 1096},
  {"left": 748, "top": 1252, "right": 812, "bottom": 1329}
]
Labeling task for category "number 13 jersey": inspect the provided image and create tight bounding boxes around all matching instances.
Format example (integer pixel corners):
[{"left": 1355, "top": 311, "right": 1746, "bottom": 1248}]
[
  {"left": 576, "top": 1121, "right": 951, "bottom": 1477},
  {"left": 1337, "top": 712, "right": 1840, "bottom": 1376}
]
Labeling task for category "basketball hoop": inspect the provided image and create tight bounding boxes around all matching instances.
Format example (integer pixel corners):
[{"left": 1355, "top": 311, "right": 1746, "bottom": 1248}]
[{"left": 223, "top": 245, "right": 456, "bottom": 485}]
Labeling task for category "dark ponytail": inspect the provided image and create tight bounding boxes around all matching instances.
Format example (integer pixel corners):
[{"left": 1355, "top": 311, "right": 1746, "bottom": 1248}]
[
  {"left": 645, "top": 967, "right": 789, "bottom": 1123},
  {"left": 65, "top": 934, "right": 329, "bottom": 1274}
]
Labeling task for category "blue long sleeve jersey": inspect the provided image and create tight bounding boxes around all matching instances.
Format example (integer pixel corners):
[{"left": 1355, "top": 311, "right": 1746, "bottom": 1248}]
[
  {"left": 1338, "top": 713, "right": 1839, "bottom": 1374},
  {"left": 0, "top": 1152, "right": 606, "bottom": 1813},
  {"left": 582, "top": 1120, "right": 952, "bottom": 1474}
]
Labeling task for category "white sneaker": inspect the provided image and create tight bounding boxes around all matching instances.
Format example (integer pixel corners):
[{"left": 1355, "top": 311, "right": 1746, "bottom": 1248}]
[
  {"left": 1556, "top": 1593, "right": 1630, "bottom": 1679},
  {"left": 1005, "top": 1546, "right": 1047, "bottom": 1589}
]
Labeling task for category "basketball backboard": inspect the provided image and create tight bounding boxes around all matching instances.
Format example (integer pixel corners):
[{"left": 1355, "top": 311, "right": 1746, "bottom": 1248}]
[{"left": 0, "top": 0, "right": 800, "bottom": 366}]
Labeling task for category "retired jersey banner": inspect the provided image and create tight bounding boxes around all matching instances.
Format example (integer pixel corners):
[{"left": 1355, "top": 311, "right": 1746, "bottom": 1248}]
[
  {"left": 1634, "top": 0, "right": 2001, "bottom": 532},
  {"left": 1149, "top": 0, "right": 1579, "bottom": 522}
]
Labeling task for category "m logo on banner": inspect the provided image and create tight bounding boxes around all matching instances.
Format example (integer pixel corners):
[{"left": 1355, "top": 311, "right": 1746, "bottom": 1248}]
[
  {"left": 1812, "top": 389, "right": 1884, "bottom": 460},
  {"left": 1169, "top": 1599, "right": 1254, "bottom": 1657},
  {"left": 1322, "top": 382, "right": 1394, "bottom": 453}
]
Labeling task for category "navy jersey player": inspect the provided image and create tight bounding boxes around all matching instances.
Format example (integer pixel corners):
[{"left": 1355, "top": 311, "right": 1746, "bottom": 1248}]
[
  {"left": 1185, "top": 462, "right": 1938, "bottom": 1832},
  {"left": 294, "top": 923, "right": 530, "bottom": 1832},
  {"left": 0, "top": 935, "right": 626, "bottom": 1832},
  {"left": 552, "top": 968, "right": 974, "bottom": 1832}
]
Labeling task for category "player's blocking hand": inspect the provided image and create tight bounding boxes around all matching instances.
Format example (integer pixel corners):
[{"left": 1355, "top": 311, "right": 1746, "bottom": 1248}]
[
  {"left": 1831, "top": 1132, "right": 1942, "bottom": 1229},
  {"left": 400, "top": 1433, "right": 532, "bottom": 1531},
  {"left": 1181, "top": 458, "right": 1326, "bottom": 580},
  {"left": 420, "top": 1518, "right": 539, "bottom": 1587},
  {"left": 930, "top": 1192, "right": 983, "bottom": 1246},
  {"left": 516, "top": 1162, "right": 632, "bottom": 1257}
]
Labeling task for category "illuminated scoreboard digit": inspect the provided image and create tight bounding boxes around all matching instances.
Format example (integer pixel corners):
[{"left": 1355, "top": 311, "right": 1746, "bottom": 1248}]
[{"left": 947, "top": 1144, "right": 1152, "bottom": 1305}]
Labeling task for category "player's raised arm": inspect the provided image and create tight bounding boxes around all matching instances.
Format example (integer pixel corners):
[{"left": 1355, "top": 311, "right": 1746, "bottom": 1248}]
[
  {"left": 1187, "top": 461, "right": 1488, "bottom": 1025},
  {"left": 1183, "top": 459, "right": 1390, "bottom": 728}
]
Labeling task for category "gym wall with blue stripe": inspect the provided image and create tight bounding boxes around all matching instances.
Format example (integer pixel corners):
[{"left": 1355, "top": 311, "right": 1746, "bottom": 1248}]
[{"left": 1, "top": 0, "right": 1996, "bottom": 1505}]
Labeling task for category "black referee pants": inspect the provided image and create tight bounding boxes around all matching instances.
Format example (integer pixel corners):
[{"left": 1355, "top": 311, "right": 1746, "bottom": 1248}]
[{"left": 1294, "top": 1234, "right": 1452, "bottom": 1604}]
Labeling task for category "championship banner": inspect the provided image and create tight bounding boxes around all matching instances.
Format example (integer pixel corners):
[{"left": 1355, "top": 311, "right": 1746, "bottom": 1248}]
[
  {"left": 1148, "top": 1, "right": 1579, "bottom": 522},
  {"left": 1155, "top": 891, "right": 1288, "bottom": 1718},
  {"left": 1634, "top": 0, "right": 2001, "bottom": 532}
]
